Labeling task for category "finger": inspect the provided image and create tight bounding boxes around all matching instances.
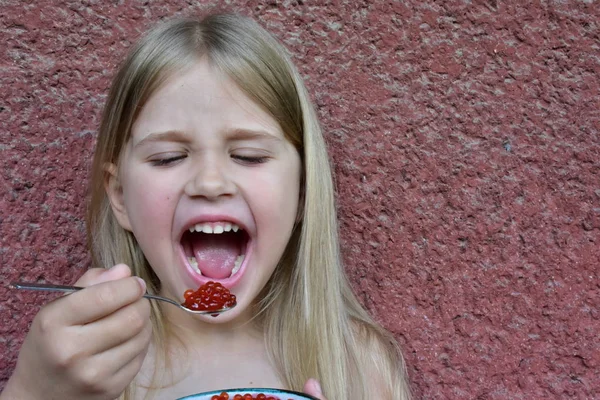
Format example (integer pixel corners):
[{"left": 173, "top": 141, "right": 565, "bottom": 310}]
[
  {"left": 74, "top": 264, "right": 132, "bottom": 287},
  {"left": 49, "top": 276, "right": 146, "bottom": 326},
  {"left": 101, "top": 320, "right": 152, "bottom": 372},
  {"left": 66, "top": 324, "right": 151, "bottom": 400},
  {"left": 84, "top": 320, "right": 152, "bottom": 387},
  {"left": 303, "top": 378, "right": 326, "bottom": 400},
  {"left": 79, "top": 297, "right": 151, "bottom": 354},
  {"left": 103, "top": 344, "right": 150, "bottom": 398}
]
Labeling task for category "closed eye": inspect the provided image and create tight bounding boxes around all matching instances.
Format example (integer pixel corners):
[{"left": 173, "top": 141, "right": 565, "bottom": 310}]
[
  {"left": 150, "top": 154, "right": 187, "bottom": 166},
  {"left": 231, "top": 154, "right": 269, "bottom": 165}
]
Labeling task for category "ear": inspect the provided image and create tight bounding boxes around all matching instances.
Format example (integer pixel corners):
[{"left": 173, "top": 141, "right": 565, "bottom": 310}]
[{"left": 104, "top": 163, "right": 133, "bottom": 232}]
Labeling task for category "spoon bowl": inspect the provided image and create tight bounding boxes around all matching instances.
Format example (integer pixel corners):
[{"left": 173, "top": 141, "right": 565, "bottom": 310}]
[{"left": 9, "top": 282, "right": 235, "bottom": 315}]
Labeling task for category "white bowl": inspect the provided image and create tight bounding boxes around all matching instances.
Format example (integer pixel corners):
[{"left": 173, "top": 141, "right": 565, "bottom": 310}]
[{"left": 177, "top": 387, "right": 318, "bottom": 400}]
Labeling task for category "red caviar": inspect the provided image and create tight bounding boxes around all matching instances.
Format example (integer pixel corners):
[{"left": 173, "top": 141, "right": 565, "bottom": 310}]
[
  {"left": 211, "top": 392, "right": 292, "bottom": 400},
  {"left": 182, "top": 281, "right": 236, "bottom": 313}
]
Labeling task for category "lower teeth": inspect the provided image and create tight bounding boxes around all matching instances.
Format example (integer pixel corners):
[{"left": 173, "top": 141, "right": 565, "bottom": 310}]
[
  {"left": 229, "top": 254, "right": 245, "bottom": 277},
  {"left": 188, "top": 257, "right": 202, "bottom": 275}
]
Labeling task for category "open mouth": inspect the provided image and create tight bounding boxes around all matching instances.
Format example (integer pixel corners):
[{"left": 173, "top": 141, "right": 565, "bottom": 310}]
[{"left": 181, "top": 221, "right": 249, "bottom": 280}]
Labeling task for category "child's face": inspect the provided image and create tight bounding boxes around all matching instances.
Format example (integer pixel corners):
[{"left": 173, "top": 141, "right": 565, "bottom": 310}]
[{"left": 106, "top": 59, "right": 302, "bottom": 321}]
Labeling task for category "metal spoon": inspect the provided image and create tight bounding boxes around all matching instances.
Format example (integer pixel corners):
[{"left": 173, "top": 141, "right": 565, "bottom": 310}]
[{"left": 9, "top": 282, "right": 235, "bottom": 315}]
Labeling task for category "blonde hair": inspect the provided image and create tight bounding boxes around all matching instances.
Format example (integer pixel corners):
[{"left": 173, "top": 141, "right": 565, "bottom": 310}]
[{"left": 87, "top": 13, "right": 411, "bottom": 400}]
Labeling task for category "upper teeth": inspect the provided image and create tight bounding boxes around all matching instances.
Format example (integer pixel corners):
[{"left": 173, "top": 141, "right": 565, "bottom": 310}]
[{"left": 189, "top": 222, "right": 241, "bottom": 234}]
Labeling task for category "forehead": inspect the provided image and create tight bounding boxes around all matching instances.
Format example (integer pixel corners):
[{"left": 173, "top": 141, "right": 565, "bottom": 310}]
[{"left": 131, "top": 60, "right": 283, "bottom": 141}]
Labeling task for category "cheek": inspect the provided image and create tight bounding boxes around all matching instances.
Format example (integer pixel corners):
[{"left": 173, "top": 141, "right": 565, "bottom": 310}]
[
  {"left": 122, "top": 177, "right": 175, "bottom": 235},
  {"left": 254, "top": 163, "right": 301, "bottom": 225}
]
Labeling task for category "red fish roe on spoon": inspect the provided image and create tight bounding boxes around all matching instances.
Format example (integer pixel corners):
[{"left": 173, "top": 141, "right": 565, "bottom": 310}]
[{"left": 182, "top": 281, "right": 236, "bottom": 315}]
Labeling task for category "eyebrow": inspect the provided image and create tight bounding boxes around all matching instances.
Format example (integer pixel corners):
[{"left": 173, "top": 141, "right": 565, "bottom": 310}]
[
  {"left": 133, "top": 130, "right": 190, "bottom": 149},
  {"left": 133, "top": 128, "right": 283, "bottom": 148},
  {"left": 226, "top": 128, "right": 283, "bottom": 143}
]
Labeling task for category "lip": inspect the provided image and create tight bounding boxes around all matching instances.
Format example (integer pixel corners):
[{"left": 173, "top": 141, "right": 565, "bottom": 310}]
[{"left": 177, "top": 214, "right": 253, "bottom": 291}]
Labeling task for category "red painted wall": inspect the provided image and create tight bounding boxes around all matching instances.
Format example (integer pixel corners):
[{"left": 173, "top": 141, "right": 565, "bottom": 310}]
[{"left": 1, "top": 1, "right": 598, "bottom": 398}]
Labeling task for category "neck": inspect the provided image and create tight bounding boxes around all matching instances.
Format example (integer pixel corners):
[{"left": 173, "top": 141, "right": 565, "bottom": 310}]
[
  {"left": 135, "top": 306, "right": 280, "bottom": 399},
  {"left": 160, "top": 302, "right": 264, "bottom": 348}
]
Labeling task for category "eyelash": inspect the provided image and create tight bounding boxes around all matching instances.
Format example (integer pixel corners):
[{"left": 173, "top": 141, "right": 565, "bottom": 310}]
[
  {"left": 149, "top": 154, "right": 269, "bottom": 167},
  {"left": 231, "top": 155, "right": 269, "bottom": 164},
  {"left": 150, "top": 155, "right": 187, "bottom": 166}
]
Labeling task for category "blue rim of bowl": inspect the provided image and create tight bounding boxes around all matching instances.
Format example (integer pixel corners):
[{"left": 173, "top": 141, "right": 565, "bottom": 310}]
[{"left": 176, "top": 387, "right": 319, "bottom": 400}]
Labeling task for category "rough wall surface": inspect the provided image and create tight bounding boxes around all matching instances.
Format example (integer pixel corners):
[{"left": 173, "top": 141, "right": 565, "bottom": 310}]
[{"left": 1, "top": 1, "right": 598, "bottom": 399}]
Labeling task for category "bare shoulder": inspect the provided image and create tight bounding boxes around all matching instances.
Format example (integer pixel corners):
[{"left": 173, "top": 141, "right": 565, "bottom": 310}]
[{"left": 350, "top": 320, "right": 412, "bottom": 400}]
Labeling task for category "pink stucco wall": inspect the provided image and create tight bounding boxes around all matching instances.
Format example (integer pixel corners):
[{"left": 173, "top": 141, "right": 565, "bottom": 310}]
[{"left": 1, "top": 1, "right": 598, "bottom": 398}]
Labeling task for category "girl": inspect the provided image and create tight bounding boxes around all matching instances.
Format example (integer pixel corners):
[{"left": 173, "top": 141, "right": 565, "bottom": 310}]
[{"left": 1, "top": 13, "right": 411, "bottom": 400}]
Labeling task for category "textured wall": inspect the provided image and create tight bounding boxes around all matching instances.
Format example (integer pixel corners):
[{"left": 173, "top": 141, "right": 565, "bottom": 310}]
[{"left": 1, "top": 1, "right": 598, "bottom": 398}]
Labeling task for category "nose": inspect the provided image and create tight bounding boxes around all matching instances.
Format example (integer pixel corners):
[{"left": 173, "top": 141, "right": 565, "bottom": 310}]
[{"left": 184, "top": 157, "right": 236, "bottom": 200}]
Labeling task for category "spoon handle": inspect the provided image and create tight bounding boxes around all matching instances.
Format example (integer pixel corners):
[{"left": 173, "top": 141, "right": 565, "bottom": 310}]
[
  {"left": 9, "top": 282, "right": 82, "bottom": 294},
  {"left": 8, "top": 282, "right": 179, "bottom": 305}
]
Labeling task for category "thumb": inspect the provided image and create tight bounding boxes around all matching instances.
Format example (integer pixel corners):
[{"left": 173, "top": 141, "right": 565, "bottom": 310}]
[
  {"left": 74, "top": 264, "right": 132, "bottom": 287},
  {"left": 303, "top": 378, "right": 326, "bottom": 400}
]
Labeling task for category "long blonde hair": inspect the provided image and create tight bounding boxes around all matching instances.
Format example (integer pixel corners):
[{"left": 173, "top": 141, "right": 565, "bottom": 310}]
[{"left": 87, "top": 13, "right": 411, "bottom": 400}]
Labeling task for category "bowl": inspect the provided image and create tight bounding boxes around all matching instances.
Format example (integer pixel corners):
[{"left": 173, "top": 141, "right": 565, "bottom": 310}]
[{"left": 177, "top": 387, "right": 319, "bottom": 400}]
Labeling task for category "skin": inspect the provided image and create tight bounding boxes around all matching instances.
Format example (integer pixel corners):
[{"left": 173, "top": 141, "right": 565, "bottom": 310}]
[
  {"left": 0, "top": 264, "right": 152, "bottom": 400},
  {"left": 107, "top": 60, "right": 302, "bottom": 326},
  {"left": 1, "top": 60, "right": 327, "bottom": 400},
  {"left": 0, "top": 267, "right": 326, "bottom": 400}
]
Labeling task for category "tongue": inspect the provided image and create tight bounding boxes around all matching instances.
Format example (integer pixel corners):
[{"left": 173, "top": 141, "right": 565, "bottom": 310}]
[{"left": 191, "top": 233, "right": 241, "bottom": 279}]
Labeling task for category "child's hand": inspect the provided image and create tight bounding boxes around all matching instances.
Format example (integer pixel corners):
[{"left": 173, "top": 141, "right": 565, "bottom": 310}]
[
  {"left": 303, "top": 378, "right": 327, "bottom": 400},
  {"left": 1, "top": 264, "right": 151, "bottom": 400}
]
